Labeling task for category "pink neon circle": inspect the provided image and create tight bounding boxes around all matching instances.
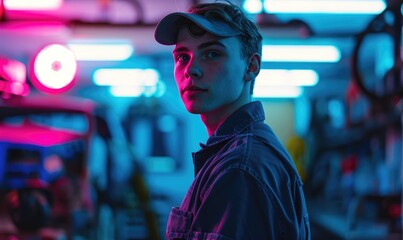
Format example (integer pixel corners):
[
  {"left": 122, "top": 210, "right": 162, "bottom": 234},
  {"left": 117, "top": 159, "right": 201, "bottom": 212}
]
[{"left": 30, "top": 44, "right": 77, "bottom": 94}]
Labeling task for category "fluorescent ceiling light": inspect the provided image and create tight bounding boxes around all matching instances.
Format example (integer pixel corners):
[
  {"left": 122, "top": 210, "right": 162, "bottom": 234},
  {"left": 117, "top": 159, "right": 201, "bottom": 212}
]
[
  {"left": 262, "top": 45, "right": 341, "bottom": 62},
  {"left": 253, "top": 86, "right": 303, "bottom": 98},
  {"left": 263, "top": 0, "right": 386, "bottom": 14},
  {"left": 257, "top": 69, "right": 319, "bottom": 87},
  {"left": 4, "top": 0, "right": 63, "bottom": 10},
  {"left": 110, "top": 86, "right": 145, "bottom": 97},
  {"left": 67, "top": 43, "right": 134, "bottom": 61},
  {"left": 253, "top": 69, "right": 317, "bottom": 98},
  {"left": 243, "top": 0, "right": 263, "bottom": 14},
  {"left": 93, "top": 68, "right": 159, "bottom": 86},
  {"left": 109, "top": 83, "right": 166, "bottom": 97},
  {"left": 93, "top": 68, "right": 165, "bottom": 97}
]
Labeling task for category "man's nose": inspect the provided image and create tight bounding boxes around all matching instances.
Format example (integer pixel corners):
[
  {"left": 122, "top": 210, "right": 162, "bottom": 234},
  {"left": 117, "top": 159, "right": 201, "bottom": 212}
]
[{"left": 185, "top": 58, "right": 202, "bottom": 79}]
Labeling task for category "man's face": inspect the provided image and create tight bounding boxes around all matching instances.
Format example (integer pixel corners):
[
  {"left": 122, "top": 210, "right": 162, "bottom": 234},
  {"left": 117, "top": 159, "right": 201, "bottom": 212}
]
[{"left": 172, "top": 26, "right": 250, "bottom": 117}]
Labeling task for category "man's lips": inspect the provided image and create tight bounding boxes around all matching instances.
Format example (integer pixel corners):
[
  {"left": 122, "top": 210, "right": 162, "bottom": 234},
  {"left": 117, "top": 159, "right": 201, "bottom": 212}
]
[{"left": 182, "top": 86, "right": 207, "bottom": 94}]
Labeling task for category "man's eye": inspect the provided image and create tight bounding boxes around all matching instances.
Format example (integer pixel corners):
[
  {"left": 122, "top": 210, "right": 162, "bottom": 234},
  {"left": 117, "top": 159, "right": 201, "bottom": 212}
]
[
  {"left": 206, "top": 51, "right": 221, "bottom": 59},
  {"left": 175, "top": 54, "right": 189, "bottom": 63}
]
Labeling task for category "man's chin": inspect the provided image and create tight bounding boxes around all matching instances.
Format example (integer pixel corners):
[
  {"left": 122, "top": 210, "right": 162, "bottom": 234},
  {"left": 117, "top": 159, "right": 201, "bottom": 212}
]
[
  {"left": 185, "top": 104, "right": 203, "bottom": 114},
  {"left": 187, "top": 108, "right": 202, "bottom": 114}
]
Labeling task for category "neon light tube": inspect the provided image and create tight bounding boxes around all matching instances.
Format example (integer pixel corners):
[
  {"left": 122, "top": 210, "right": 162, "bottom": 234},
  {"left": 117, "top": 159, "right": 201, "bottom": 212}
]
[
  {"left": 109, "top": 82, "right": 166, "bottom": 97},
  {"left": 93, "top": 68, "right": 164, "bottom": 97},
  {"left": 4, "top": 0, "right": 63, "bottom": 10},
  {"left": 263, "top": 0, "right": 386, "bottom": 14},
  {"left": 253, "top": 86, "right": 303, "bottom": 98},
  {"left": 110, "top": 86, "right": 145, "bottom": 97},
  {"left": 110, "top": 86, "right": 163, "bottom": 97},
  {"left": 68, "top": 43, "right": 134, "bottom": 61},
  {"left": 256, "top": 69, "right": 319, "bottom": 86},
  {"left": 93, "top": 68, "right": 159, "bottom": 86},
  {"left": 262, "top": 45, "right": 341, "bottom": 62}
]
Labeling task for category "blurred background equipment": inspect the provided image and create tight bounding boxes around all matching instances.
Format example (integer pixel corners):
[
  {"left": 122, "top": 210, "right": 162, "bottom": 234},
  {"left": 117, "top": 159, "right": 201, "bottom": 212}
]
[
  {"left": 0, "top": 93, "right": 164, "bottom": 239},
  {"left": 0, "top": 0, "right": 402, "bottom": 239},
  {"left": 0, "top": 95, "right": 99, "bottom": 238}
]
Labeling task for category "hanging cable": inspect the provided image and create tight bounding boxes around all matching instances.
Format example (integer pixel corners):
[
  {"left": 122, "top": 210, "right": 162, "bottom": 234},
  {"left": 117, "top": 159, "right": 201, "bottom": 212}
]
[{"left": 351, "top": 0, "right": 403, "bottom": 102}]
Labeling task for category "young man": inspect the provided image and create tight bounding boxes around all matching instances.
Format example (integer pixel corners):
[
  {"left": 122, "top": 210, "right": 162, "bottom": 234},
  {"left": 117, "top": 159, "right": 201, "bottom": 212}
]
[{"left": 154, "top": 2, "right": 311, "bottom": 239}]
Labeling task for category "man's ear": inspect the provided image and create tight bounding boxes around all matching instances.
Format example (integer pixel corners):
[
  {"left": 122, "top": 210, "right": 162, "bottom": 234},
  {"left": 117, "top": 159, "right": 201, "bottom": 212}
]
[{"left": 244, "top": 53, "right": 261, "bottom": 82}]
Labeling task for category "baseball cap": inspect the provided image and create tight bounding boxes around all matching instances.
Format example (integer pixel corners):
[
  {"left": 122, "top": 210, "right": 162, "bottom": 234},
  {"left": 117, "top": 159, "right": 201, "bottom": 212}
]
[{"left": 154, "top": 12, "right": 242, "bottom": 45}]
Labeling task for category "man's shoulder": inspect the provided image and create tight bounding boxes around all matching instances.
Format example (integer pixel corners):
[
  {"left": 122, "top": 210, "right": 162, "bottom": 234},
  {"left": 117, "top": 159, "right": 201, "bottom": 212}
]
[
  {"left": 223, "top": 125, "right": 300, "bottom": 177},
  {"left": 217, "top": 131, "right": 289, "bottom": 169}
]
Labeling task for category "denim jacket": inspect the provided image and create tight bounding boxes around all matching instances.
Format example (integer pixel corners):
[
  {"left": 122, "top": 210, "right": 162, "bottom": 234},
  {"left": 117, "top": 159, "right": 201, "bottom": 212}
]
[{"left": 166, "top": 101, "right": 311, "bottom": 240}]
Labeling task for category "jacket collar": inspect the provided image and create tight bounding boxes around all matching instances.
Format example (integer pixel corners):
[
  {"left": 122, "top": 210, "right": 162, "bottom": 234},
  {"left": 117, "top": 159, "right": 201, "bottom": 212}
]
[{"left": 202, "top": 101, "right": 265, "bottom": 147}]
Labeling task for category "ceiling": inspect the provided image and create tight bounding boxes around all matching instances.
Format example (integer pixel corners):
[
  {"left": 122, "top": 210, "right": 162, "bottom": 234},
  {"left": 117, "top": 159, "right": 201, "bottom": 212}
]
[{"left": 0, "top": 0, "right": 394, "bottom": 97}]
